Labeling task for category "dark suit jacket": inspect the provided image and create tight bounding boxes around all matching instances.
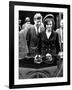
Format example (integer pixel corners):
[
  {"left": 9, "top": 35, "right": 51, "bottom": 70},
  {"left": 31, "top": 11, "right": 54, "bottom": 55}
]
[
  {"left": 39, "top": 31, "right": 61, "bottom": 56},
  {"left": 26, "top": 25, "right": 45, "bottom": 56}
]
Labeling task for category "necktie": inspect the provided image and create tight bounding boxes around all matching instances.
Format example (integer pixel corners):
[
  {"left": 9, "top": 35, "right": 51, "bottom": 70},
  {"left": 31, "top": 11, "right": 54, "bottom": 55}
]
[{"left": 37, "top": 27, "right": 39, "bottom": 35}]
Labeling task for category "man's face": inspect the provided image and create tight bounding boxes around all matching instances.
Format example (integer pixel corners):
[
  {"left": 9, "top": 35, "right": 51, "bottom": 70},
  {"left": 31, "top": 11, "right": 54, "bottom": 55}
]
[
  {"left": 46, "top": 20, "right": 53, "bottom": 32},
  {"left": 19, "top": 20, "right": 21, "bottom": 24},
  {"left": 60, "top": 20, "right": 63, "bottom": 29},
  {"left": 34, "top": 17, "right": 42, "bottom": 27}
]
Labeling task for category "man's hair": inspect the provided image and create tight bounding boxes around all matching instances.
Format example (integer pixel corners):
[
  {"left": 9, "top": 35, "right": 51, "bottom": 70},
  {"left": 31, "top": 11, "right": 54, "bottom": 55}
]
[
  {"left": 25, "top": 17, "right": 30, "bottom": 22},
  {"left": 34, "top": 13, "right": 42, "bottom": 20}
]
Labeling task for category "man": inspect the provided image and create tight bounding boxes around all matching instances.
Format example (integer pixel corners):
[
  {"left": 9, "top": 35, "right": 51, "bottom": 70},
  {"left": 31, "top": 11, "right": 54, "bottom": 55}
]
[
  {"left": 19, "top": 19, "right": 22, "bottom": 31},
  {"left": 56, "top": 19, "right": 63, "bottom": 51},
  {"left": 19, "top": 29, "right": 29, "bottom": 59},
  {"left": 26, "top": 13, "right": 45, "bottom": 56},
  {"left": 19, "top": 17, "right": 32, "bottom": 59},
  {"left": 56, "top": 19, "right": 63, "bottom": 58},
  {"left": 19, "top": 13, "right": 45, "bottom": 79},
  {"left": 22, "top": 17, "right": 31, "bottom": 30}
]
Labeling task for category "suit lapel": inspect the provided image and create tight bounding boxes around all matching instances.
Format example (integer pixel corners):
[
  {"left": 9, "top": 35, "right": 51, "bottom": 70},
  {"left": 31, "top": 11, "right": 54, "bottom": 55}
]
[{"left": 31, "top": 26, "right": 37, "bottom": 36}]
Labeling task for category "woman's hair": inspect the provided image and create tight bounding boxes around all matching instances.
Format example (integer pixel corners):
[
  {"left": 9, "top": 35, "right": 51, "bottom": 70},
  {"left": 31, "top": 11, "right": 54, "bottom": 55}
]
[{"left": 43, "top": 14, "right": 55, "bottom": 30}]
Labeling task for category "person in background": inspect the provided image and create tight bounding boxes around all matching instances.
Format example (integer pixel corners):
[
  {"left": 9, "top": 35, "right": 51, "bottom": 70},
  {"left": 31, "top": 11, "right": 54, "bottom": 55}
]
[
  {"left": 26, "top": 13, "right": 45, "bottom": 56},
  {"left": 19, "top": 17, "right": 32, "bottom": 59},
  {"left": 19, "top": 19, "right": 22, "bottom": 31},
  {"left": 22, "top": 17, "right": 31, "bottom": 30},
  {"left": 56, "top": 19, "right": 63, "bottom": 51}
]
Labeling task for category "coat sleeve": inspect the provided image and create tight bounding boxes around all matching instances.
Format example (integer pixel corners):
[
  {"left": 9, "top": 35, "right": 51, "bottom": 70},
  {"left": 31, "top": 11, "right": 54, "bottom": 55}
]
[
  {"left": 19, "top": 30, "right": 28, "bottom": 59},
  {"left": 37, "top": 33, "right": 42, "bottom": 55},
  {"left": 26, "top": 28, "right": 31, "bottom": 51},
  {"left": 55, "top": 33, "right": 61, "bottom": 54}
]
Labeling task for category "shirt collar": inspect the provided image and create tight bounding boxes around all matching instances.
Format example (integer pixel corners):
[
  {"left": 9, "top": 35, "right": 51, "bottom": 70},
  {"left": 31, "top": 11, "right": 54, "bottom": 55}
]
[
  {"left": 46, "top": 30, "right": 52, "bottom": 39},
  {"left": 34, "top": 24, "right": 40, "bottom": 34}
]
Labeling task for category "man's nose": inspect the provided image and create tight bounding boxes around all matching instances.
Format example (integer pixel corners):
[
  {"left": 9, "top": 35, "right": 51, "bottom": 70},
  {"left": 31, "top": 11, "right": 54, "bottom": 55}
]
[{"left": 37, "top": 20, "right": 41, "bottom": 23}]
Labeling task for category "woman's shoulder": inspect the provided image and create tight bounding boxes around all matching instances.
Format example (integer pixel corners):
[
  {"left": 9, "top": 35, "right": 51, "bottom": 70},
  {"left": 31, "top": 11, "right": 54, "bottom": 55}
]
[{"left": 52, "top": 30, "right": 58, "bottom": 35}]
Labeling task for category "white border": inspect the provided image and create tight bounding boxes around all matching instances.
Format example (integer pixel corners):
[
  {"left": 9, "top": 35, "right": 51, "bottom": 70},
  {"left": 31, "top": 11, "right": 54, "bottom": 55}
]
[{"left": 14, "top": 5, "right": 67, "bottom": 85}]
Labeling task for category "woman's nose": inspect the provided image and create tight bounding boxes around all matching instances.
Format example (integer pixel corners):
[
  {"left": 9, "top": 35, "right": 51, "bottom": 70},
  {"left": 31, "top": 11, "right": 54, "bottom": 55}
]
[{"left": 48, "top": 25, "right": 51, "bottom": 27}]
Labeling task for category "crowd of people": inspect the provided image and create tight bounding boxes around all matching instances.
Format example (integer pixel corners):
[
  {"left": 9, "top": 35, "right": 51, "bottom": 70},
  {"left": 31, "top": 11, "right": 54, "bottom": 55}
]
[{"left": 19, "top": 13, "right": 63, "bottom": 61}]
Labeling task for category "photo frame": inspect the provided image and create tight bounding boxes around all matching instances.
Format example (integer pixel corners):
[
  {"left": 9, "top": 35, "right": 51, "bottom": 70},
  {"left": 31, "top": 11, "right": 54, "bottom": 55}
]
[{"left": 9, "top": 1, "right": 70, "bottom": 89}]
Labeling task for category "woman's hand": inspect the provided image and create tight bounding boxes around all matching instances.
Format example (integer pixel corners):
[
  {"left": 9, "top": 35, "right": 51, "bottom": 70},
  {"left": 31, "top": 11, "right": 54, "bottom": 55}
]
[
  {"left": 46, "top": 53, "right": 52, "bottom": 61},
  {"left": 58, "top": 52, "right": 63, "bottom": 59},
  {"left": 34, "top": 55, "right": 42, "bottom": 64}
]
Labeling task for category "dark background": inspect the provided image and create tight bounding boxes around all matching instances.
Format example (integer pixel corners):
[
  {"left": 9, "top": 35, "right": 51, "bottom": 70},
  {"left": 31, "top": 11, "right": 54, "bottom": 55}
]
[{"left": 19, "top": 11, "right": 63, "bottom": 31}]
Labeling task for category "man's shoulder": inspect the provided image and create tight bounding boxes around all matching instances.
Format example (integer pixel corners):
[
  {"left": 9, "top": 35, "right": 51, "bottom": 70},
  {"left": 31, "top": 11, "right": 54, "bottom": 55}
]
[
  {"left": 29, "top": 25, "right": 35, "bottom": 29},
  {"left": 19, "top": 29, "right": 24, "bottom": 35},
  {"left": 28, "top": 25, "right": 35, "bottom": 31},
  {"left": 27, "top": 25, "right": 35, "bottom": 34}
]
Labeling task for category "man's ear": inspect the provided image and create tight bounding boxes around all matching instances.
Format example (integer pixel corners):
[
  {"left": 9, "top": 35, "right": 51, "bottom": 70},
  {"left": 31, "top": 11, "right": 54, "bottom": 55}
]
[{"left": 34, "top": 20, "right": 36, "bottom": 24}]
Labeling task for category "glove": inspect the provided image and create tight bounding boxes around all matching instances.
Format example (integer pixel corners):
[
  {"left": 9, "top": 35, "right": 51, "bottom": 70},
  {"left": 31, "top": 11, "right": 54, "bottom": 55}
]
[
  {"left": 46, "top": 53, "right": 52, "bottom": 61},
  {"left": 34, "top": 55, "right": 42, "bottom": 64},
  {"left": 58, "top": 52, "right": 63, "bottom": 59}
]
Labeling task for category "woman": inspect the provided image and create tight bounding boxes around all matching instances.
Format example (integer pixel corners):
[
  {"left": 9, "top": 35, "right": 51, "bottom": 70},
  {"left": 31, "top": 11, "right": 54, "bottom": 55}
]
[{"left": 39, "top": 14, "right": 61, "bottom": 61}]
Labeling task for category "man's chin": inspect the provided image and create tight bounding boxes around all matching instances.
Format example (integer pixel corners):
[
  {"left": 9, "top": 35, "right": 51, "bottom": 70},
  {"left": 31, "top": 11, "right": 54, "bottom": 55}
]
[{"left": 36, "top": 24, "right": 41, "bottom": 27}]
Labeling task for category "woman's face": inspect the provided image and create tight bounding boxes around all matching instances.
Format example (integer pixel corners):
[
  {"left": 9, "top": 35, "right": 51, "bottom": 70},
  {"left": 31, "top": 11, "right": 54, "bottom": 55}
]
[
  {"left": 46, "top": 20, "right": 53, "bottom": 32},
  {"left": 60, "top": 20, "right": 63, "bottom": 29}
]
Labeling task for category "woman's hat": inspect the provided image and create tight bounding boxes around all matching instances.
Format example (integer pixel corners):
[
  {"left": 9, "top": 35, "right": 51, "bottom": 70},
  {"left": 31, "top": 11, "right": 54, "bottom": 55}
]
[{"left": 43, "top": 14, "right": 54, "bottom": 22}]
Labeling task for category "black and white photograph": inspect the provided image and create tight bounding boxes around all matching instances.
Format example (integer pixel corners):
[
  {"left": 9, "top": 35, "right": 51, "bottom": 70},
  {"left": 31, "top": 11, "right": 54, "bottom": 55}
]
[
  {"left": 9, "top": 1, "right": 70, "bottom": 88},
  {"left": 19, "top": 11, "right": 63, "bottom": 79}
]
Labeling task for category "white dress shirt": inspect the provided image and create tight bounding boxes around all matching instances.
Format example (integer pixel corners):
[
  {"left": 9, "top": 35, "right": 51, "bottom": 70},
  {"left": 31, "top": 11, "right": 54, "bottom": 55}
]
[{"left": 46, "top": 30, "right": 51, "bottom": 39}]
